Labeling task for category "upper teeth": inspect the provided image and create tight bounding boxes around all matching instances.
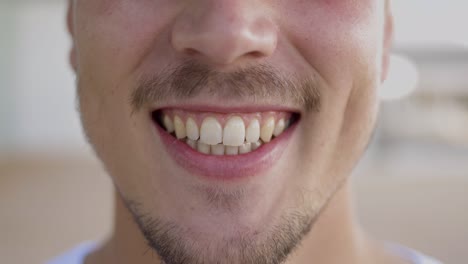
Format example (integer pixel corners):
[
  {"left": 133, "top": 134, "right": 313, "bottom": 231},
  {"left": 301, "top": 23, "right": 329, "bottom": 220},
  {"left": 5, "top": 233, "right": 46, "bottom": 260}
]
[
  {"left": 260, "top": 117, "right": 275, "bottom": 143},
  {"left": 160, "top": 112, "right": 292, "bottom": 155},
  {"left": 223, "top": 116, "right": 245, "bottom": 146},
  {"left": 174, "top": 115, "right": 187, "bottom": 139},
  {"left": 186, "top": 117, "right": 199, "bottom": 141},
  {"left": 163, "top": 115, "right": 175, "bottom": 133},
  {"left": 200, "top": 117, "right": 223, "bottom": 145},
  {"left": 246, "top": 119, "right": 260, "bottom": 143},
  {"left": 274, "top": 119, "right": 285, "bottom": 137}
]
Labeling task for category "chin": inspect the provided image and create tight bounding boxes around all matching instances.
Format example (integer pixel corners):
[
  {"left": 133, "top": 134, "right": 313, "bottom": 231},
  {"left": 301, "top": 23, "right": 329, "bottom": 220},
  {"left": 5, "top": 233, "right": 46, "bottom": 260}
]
[{"left": 126, "top": 193, "right": 317, "bottom": 264}]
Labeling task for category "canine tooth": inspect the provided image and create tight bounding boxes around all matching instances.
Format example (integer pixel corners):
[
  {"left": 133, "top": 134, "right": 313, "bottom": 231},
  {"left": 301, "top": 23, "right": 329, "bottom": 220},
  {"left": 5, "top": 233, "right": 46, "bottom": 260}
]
[
  {"left": 186, "top": 117, "right": 199, "bottom": 140},
  {"left": 251, "top": 141, "right": 262, "bottom": 150},
  {"left": 200, "top": 117, "right": 223, "bottom": 145},
  {"left": 197, "top": 142, "right": 210, "bottom": 154},
  {"left": 223, "top": 116, "right": 245, "bottom": 146},
  {"left": 285, "top": 118, "right": 291, "bottom": 129},
  {"left": 174, "top": 116, "right": 186, "bottom": 139},
  {"left": 163, "top": 115, "right": 175, "bottom": 133},
  {"left": 246, "top": 119, "right": 260, "bottom": 143},
  {"left": 239, "top": 143, "right": 252, "bottom": 154},
  {"left": 273, "top": 118, "right": 286, "bottom": 137},
  {"left": 211, "top": 144, "right": 225, "bottom": 155},
  {"left": 225, "top": 146, "right": 239, "bottom": 155},
  {"left": 186, "top": 139, "right": 197, "bottom": 149},
  {"left": 260, "top": 117, "right": 275, "bottom": 142}
]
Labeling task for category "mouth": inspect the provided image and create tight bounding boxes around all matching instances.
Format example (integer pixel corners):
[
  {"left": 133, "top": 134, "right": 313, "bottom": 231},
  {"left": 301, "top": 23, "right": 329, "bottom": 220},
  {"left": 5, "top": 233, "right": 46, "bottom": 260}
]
[{"left": 151, "top": 106, "right": 300, "bottom": 181}]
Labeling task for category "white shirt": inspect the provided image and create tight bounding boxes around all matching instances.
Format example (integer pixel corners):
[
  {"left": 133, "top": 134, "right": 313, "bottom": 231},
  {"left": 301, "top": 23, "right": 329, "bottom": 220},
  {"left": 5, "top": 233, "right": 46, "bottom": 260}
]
[{"left": 46, "top": 242, "right": 443, "bottom": 264}]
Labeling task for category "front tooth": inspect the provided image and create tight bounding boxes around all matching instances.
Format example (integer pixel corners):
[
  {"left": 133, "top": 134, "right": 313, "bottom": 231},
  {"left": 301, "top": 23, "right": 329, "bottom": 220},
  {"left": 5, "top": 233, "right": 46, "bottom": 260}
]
[
  {"left": 260, "top": 117, "right": 275, "bottom": 142},
  {"left": 225, "top": 146, "right": 239, "bottom": 155},
  {"left": 239, "top": 143, "right": 252, "bottom": 154},
  {"left": 174, "top": 116, "right": 186, "bottom": 139},
  {"left": 186, "top": 117, "right": 199, "bottom": 140},
  {"left": 197, "top": 142, "right": 210, "bottom": 154},
  {"left": 211, "top": 144, "right": 225, "bottom": 156},
  {"left": 223, "top": 116, "right": 245, "bottom": 146},
  {"left": 246, "top": 119, "right": 260, "bottom": 143},
  {"left": 200, "top": 117, "right": 222, "bottom": 145},
  {"left": 163, "top": 115, "right": 175, "bottom": 133},
  {"left": 273, "top": 118, "right": 286, "bottom": 137}
]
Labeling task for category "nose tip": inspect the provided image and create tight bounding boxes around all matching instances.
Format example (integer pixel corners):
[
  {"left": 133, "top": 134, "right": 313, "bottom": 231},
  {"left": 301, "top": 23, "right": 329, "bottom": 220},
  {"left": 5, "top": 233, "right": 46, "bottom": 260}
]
[{"left": 171, "top": 2, "right": 278, "bottom": 65}]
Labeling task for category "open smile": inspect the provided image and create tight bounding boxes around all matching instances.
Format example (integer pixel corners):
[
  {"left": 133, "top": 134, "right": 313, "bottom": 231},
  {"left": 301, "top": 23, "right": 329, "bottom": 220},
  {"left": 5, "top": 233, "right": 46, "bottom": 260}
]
[{"left": 151, "top": 106, "right": 301, "bottom": 181}]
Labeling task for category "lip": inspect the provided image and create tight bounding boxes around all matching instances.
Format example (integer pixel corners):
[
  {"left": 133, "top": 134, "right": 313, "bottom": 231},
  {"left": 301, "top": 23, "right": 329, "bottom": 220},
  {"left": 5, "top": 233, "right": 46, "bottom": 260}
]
[
  {"left": 153, "top": 109, "right": 298, "bottom": 182},
  {"left": 150, "top": 103, "right": 302, "bottom": 115}
]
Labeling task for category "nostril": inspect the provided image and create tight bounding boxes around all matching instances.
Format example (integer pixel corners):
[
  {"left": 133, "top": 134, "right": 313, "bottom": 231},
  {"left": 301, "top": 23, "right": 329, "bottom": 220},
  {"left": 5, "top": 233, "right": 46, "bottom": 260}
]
[
  {"left": 246, "top": 51, "right": 264, "bottom": 59},
  {"left": 184, "top": 48, "right": 200, "bottom": 56}
]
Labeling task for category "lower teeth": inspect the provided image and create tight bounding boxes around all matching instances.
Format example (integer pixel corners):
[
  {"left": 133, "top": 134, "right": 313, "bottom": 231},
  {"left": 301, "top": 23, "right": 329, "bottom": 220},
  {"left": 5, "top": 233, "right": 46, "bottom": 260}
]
[{"left": 184, "top": 138, "right": 264, "bottom": 155}]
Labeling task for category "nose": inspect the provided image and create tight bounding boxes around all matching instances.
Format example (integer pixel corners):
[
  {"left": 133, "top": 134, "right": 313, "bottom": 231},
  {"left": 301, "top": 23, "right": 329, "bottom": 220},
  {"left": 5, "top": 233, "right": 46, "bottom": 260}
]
[{"left": 171, "top": 0, "right": 278, "bottom": 66}]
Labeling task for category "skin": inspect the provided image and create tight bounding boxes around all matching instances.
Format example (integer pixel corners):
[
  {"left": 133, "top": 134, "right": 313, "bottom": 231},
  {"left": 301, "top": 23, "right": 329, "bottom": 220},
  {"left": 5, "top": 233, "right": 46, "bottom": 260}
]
[{"left": 67, "top": 0, "right": 407, "bottom": 263}]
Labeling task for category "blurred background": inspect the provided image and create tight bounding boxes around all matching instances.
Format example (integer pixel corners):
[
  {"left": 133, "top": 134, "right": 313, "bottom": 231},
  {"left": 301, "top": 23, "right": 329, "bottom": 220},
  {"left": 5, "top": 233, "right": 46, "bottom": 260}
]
[{"left": 0, "top": 1, "right": 467, "bottom": 263}]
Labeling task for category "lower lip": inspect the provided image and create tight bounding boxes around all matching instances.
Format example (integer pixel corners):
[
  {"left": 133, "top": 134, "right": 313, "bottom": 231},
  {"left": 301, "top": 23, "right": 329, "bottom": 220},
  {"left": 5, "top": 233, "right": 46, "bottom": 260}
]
[{"left": 154, "top": 121, "right": 297, "bottom": 182}]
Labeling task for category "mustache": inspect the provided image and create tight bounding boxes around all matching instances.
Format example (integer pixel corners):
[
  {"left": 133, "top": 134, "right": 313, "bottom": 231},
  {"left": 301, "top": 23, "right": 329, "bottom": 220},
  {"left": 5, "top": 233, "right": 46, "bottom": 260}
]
[{"left": 131, "top": 61, "right": 321, "bottom": 113}]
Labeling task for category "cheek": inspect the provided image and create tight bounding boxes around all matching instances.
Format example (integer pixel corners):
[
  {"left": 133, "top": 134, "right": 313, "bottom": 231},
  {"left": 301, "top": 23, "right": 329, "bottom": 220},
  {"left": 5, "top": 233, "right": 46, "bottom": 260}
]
[
  {"left": 74, "top": 0, "right": 182, "bottom": 139},
  {"left": 279, "top": 0, "right": 382, "bottom": 94},
  {"left": 280, "top": 0, "right": 382, "bottom": 184},
  {"left": 74, "top": 0, "right": 179, "bottom": 79},
  {"left": 320, "top": 0, "right": 376, "bottom": 19}
]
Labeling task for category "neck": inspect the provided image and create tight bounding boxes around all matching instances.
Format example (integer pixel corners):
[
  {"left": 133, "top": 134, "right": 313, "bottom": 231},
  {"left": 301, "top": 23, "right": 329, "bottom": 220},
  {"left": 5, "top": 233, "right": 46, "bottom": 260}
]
[{"left": 86, "top": 181, "right": 381, "bottom": 264}]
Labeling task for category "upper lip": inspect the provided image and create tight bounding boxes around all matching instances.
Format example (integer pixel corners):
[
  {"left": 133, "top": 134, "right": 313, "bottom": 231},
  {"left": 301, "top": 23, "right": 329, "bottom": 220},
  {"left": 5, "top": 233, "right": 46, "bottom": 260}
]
[{"left": 151, "top": 102, "right": 302, "bottom": 115}]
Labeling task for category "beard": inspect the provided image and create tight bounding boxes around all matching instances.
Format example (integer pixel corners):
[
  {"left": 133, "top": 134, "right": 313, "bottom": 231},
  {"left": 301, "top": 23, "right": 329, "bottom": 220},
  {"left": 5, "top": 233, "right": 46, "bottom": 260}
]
[{"left": 124, "top": 198, "right": 318, "bottom": 264}]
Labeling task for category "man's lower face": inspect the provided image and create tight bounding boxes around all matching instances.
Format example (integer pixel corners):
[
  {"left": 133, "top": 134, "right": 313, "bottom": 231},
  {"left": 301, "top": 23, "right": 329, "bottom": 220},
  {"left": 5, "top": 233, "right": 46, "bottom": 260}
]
[{"left": 78, "top": 62, "right": 377, "bottom": 264}]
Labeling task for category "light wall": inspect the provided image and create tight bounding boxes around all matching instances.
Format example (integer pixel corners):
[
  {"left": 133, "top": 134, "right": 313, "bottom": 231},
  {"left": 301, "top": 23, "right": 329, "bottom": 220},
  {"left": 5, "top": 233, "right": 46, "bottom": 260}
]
[{"left": 0, "top": 1, "right": 84, "bottom": 152}]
